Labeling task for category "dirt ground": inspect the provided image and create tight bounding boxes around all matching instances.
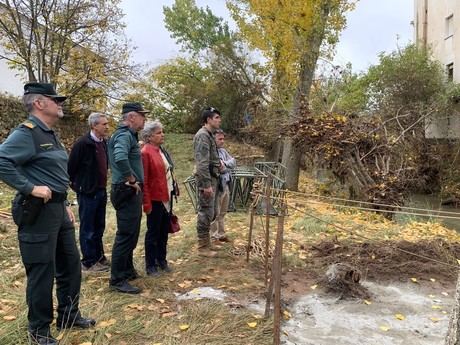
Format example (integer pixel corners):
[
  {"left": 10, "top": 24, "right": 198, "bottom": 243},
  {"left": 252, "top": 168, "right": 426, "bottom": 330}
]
[
  {"left": 268, "top": 239, "right": 460, "bottom": 345},
  {"left": 280, "top": 239, "right": 460, "bottom": 300}
]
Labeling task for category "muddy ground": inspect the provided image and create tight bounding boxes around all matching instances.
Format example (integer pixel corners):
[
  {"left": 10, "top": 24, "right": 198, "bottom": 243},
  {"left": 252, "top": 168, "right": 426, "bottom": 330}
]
[
  {"left": 281, "top": 239, "right": 460, "bottom": 299},
  {"left": 274, "top": 239, "right": 460, "bottom": 345}
]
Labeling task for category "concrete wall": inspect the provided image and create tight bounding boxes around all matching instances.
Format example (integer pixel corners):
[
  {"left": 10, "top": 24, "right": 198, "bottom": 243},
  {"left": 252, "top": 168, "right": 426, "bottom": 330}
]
[
  {"left": 415, "top": 0, "right": 460, "bottom": 138},
  {"left": 0, "top": 46, "right": 26, "bottom": 96}
]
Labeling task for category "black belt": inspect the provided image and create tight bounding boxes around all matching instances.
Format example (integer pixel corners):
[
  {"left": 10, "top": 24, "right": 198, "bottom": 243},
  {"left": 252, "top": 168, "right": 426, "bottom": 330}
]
[{"left": 49, "top": 191, "right": 67, "bottom": 203}]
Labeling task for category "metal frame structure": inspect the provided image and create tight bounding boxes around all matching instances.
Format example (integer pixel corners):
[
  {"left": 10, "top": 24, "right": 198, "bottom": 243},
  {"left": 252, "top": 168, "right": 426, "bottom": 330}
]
[{"left": 183, "top": 161, "right": 287, "bottom": 214}]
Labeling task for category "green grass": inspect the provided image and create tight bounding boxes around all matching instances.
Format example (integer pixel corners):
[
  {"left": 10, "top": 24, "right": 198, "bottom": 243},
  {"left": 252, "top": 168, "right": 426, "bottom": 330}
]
[{"left": 0, "top": 133, "right": 273, "bottom": 345}]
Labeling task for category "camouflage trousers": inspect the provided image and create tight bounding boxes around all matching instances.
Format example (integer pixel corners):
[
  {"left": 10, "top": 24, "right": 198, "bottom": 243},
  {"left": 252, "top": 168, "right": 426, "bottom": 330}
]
[{"left": 196, "top": 177, "right": 220, "bottom": 240}]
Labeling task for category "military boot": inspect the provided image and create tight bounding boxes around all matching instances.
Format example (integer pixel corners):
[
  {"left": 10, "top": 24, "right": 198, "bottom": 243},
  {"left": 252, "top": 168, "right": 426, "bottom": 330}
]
[{"left": 197, "top": 237, "right": 218, "bottom": 257}]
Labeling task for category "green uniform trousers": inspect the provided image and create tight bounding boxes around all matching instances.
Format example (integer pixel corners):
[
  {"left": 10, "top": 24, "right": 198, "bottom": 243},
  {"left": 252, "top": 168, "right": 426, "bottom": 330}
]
[
  {"left": 196, "top": 177, "right": 220, "bottom": 240},
  {"left": 18, "top": 201, "right": 81, "bottom": 337}
]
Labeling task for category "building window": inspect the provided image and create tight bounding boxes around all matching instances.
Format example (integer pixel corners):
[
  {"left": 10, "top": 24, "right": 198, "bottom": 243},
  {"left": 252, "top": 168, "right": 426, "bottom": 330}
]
[
  {"left": 446, "top": 14, "right": 454, "bottom": 38},
  {"left": 447, "top": 63, "right": 454, "bottom": 82}
]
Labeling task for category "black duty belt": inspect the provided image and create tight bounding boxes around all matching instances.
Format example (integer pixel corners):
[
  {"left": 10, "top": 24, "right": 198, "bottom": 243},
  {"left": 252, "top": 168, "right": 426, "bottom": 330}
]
[{"left": 49, "top": 191, "right": 67, "bottom": 203}]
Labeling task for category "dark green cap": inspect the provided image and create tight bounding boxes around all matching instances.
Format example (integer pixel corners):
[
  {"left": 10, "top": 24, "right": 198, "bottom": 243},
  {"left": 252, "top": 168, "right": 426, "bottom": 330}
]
[
  {"left": 122, "top": 102, "right": 150, "bottom": 114},
  {"left": 24, "top": 82, "right": 67, "bottom": 102}
]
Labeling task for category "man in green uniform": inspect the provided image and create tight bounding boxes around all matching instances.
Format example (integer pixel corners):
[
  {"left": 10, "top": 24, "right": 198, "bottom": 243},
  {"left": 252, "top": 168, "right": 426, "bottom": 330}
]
[
  {"left": 108, "top": 102, "right": 147, "bottom": 294},
  {"left": 0, "top": 83, "right": 95, "bottom": 345},
  {"left": 193, "top": 107, "right": 222, "bottom": 257}
]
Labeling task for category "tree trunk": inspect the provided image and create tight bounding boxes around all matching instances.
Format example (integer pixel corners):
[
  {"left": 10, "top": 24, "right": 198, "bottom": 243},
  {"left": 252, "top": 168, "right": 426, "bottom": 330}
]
[
  {"left": 283, "top": 1, "right": 332, "bottom": 191},
  {"left": 445, "top": 271, "right": 460, "bottom": 345},
  {"left": 281, "top": 138, "right": 301, "bottom": 190},
  {"left": 266, "top": 139, "right": 283, "bottom": 162}
]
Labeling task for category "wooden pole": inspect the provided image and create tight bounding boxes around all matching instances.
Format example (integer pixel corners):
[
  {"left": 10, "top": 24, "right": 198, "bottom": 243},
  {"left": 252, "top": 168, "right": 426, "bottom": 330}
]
[
  {"left": 264, "top": 176, "right": 272, "bottom": 288},
  {"left": 264, "top": 262, "right": 275, "bottom": 318},
  {"left": 273, "top": 204, "right": 285, "bottom": 345},
  {"left": 246, "top": 204, "right": 255, "bottom": 262}
]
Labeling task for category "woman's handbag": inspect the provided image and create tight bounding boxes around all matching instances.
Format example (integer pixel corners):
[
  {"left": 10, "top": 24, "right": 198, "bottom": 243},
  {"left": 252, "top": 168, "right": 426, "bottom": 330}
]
[
  {"left": 169, "top": 187, "right": 180, "bottom": 234},
  {"left": 169, "top": 213, "right": 180, "bottom": 234}
]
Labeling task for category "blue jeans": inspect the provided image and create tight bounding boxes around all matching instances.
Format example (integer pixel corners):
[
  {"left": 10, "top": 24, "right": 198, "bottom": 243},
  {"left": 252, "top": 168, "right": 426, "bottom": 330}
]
[{"left": 78, "top": 189, "right": 107, "bottom": 267}]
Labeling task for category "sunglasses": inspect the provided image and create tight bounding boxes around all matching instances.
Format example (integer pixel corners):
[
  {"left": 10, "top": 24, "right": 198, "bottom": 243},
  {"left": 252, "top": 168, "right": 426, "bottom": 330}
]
[{"left": 45, "top": 96, "right": 62, "bottom": 105}]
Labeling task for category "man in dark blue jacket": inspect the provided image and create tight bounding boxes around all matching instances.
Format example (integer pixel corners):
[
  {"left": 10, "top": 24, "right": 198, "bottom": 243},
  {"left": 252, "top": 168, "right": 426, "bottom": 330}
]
[{"left": 68, "top": 112, "right": 109, "bottom": 272}]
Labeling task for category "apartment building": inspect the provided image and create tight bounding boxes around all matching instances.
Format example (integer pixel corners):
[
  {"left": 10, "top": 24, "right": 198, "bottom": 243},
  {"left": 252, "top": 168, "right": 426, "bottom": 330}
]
[
  {"left": 415, "top": 0, "right": 460, "bottom": 138},
  {"left": 0, "top": 46, "right": 25, "bottom": 96}
]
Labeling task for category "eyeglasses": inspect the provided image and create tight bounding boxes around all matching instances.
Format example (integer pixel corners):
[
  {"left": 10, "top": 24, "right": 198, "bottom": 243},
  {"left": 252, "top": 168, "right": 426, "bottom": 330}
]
[{"left": 45, "top": 97, "right": 62, "bottom": 105}]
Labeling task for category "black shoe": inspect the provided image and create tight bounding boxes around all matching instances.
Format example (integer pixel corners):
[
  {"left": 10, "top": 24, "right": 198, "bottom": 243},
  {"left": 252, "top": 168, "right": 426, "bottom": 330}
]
[
  {"left": 57, "top": 316, "right": 96, "bottom": 331},
  {"left": 98, "top": 256, "right": 111, "bottom": 267},
  {"left": 110, "top": 281, "right": 142, "bottom": 294},
  {"left": 146, "top": 266, "right": 161, "bottom": 277},
  {"left": 159, "top": 262, "right": 172, "bottom": 273},
  {"left": 127, "top": 270, "right": 141, "bottom": 281},
  {"left": 28, "top": 333, "right": 58, "bottom": 345}
]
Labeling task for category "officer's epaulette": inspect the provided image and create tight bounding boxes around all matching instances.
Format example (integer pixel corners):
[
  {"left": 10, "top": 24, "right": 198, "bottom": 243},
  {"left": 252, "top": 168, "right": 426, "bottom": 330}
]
[{"left": 21, "top": 121, "right": 36, "bottom": 129}]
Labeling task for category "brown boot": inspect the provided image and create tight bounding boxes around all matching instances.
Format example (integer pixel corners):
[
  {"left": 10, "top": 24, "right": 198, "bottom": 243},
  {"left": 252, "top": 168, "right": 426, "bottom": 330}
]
[{"left": 198, "top": 237, "right": 218, "bottom": 257}]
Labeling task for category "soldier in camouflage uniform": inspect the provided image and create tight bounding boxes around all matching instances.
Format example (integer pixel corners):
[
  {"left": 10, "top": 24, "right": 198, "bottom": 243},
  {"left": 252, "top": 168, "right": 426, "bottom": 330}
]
[{"left": 193, "top": 107, "right": 222, "bottom": 257}]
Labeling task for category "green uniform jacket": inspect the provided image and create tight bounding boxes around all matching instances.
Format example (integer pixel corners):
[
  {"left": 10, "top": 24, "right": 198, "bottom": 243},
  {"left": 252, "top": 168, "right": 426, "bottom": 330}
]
[
  {"left": 0, "top": 115, "right": 69, "bottom": 194},
  {"left": 193, "top": 127, "right": 220, "bottom": 189},
  {"left": 108, "top": 124, "right": 144, "bottom": 184}
]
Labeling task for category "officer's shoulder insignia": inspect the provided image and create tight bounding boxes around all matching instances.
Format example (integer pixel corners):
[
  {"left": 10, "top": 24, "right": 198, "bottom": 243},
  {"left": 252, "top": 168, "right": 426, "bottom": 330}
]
[{"left": 21, "top": 121, "right": 36, "bottom": 129}]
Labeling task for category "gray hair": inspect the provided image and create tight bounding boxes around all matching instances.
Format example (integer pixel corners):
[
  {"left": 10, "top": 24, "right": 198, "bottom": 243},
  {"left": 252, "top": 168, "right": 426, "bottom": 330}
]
[
  {"left": 215, "top": 129, "right": 225, "bottom": 136},
  {"left": 121, "top": 112, "right": 130, "bottom": 121},
  {"left": 140, "top": 120, "right": 163, "bottom": 142},
  {"left": 88, "top": 112, "right": 107, "bottom": 128},
  {"left": 22, "top": 94, "right": 44, "bottom": 113}
]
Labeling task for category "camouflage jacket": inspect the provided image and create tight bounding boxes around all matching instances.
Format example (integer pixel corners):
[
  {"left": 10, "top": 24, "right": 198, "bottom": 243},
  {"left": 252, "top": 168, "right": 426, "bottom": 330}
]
[{"left": 193, "top": 127, "right": 220, "bottom": 188}]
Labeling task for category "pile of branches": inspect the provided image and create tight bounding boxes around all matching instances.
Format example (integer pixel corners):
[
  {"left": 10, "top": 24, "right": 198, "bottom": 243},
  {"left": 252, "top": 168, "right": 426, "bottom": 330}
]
[{"left": 288, "top": 110, "right": 430, "bottom": 212}]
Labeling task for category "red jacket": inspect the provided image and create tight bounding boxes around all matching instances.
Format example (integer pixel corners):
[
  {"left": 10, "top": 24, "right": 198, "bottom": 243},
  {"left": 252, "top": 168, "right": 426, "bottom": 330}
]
[{"left": 141, "top": 144, "right": 169, "bottom": 213}]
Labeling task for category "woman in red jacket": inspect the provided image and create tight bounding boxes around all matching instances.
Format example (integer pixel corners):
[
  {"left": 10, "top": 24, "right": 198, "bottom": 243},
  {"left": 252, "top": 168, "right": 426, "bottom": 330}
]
[{"left": 141, "top": 120, "right": 176, "bottom": 276}]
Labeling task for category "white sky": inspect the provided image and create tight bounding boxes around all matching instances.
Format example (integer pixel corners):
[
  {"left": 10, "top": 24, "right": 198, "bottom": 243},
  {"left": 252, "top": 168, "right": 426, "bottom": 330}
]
[{"left": 120, "top": 0, "right": 414, "bottom": 72}]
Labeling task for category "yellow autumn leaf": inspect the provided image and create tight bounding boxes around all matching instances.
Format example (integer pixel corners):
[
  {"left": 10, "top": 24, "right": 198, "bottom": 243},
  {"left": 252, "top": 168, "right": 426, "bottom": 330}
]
[
  {"left": 430, "top": 278, "right": 436, "bottom": 282},
  {"left": 179, "top": 324, "right": 189, "bottom": 331},
  {"left": 364, "top": 300, "right": 372, "bottom": 305},
  {"left": 97, "top": 319, "right": 117, "bottom": 328},
  {"left": 430, "top": 317, "right": 440, "bottom": 323},
  {"left": 283, "top": 310, "right": 292, "bottom": 320},
  {"left": 410, "top": 278, "right": 418, "bottom": 283},
  {"left": 156, "top": 298, "right": 165, "bottom": 304},
  {"left": 247, "top": 321, "right": 258, "bottom": 328},
  {"left": 153, "top": 343, "right": 162, "bottom": 345},
  {"left": 379, "top": 326, "right": 390, "bottom": 332},
  {"left": 78, "top": 343, "right": 92, "bottom": 345},
  {"left": 310, "top": 284, "right": 318, "bottom": 290},
  {"left": 3, "top": 315, "right": 16, "bottom": 321},
  {"left": 105, "top": 333, "right": 112, "bottom": 339},
  {"left": 395, "top": 313, "right": 405, "bottom": 320},
  {"left": 432, "top": 305, "right": 442, "bottom": 310},
  {"left": 457, "top": 259, "right": 460, "bottom": 265}
]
